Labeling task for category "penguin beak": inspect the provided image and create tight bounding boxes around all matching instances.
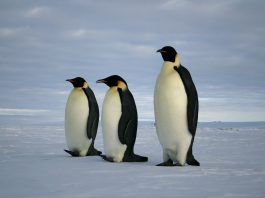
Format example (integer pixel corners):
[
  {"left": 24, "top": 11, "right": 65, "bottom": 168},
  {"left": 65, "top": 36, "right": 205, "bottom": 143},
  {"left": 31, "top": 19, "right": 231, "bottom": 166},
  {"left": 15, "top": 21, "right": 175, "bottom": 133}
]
[
  {"left": 157, "top": 49, "right": 166, "bottom": 53},
  {"left": 96, "top": 79, "right": 106, "bottom": 84},
  {"left": 66, "top": 79, "right": 74, "bottom": 83}
]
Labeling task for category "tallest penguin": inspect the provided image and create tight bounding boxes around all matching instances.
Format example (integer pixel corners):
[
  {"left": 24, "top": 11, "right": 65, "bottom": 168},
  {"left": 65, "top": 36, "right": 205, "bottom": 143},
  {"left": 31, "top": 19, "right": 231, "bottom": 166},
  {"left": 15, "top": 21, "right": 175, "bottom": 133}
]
[{"left": 154, "top": 46, "right": 200, "bottom": 166}]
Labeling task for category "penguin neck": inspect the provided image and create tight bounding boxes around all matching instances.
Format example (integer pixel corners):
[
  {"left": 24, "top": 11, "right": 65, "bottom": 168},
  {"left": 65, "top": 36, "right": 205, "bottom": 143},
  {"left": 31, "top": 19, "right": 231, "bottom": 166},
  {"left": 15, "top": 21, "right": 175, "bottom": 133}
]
[
  {"left": 174, "top": 54, "right": 180, "bottom": 67},
  {"left": 161, "top": 55, "right": 180, "bottom": 74},
  {"left": 83, "top": 82, "right": 89, "bottom": 89},
  {"left": 117, "top": 81, "right": 127, "bottom": 90},
  {"left": 73, "top": 87, "right": 84, "bottom": 92},
  {"left": 109, "top": 84, "right": 127, "bottom": 93}
]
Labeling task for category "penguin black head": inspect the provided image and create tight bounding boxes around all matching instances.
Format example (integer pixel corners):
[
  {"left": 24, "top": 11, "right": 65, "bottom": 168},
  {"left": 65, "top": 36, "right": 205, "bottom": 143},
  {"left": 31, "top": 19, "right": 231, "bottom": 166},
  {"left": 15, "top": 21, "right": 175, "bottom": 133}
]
[
  {"left": 66, "top": 77, "right": 88, "bottom": 88},
  {"left": 157, "top": 46, "right": 178, "bottom": 63},
  {"left": 96, "top": 75, "right": 128, "bottom": 89}
]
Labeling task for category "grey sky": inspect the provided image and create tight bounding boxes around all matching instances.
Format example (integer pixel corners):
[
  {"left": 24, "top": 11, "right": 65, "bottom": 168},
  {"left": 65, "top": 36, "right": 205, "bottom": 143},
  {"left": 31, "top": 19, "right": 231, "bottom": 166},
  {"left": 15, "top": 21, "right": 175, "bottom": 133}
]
[{"left": 0, "top": 0, "right": 265, "bottom": 122}]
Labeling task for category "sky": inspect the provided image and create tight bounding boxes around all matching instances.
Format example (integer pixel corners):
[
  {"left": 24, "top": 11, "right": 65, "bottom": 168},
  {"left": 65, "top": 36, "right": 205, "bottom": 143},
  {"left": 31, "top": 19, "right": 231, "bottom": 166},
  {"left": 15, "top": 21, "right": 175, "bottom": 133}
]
[{"left": 0, "top": 0, "right": 265, "bottom": 122}]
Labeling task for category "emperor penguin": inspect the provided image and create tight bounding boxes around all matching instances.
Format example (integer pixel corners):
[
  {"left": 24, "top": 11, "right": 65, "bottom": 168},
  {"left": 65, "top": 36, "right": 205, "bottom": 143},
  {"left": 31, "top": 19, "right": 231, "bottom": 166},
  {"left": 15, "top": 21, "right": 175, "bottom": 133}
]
[
  {"left": 96, "top": 75, "right": 148, "bottom": 162},
  {"left": 154, "top": 46, "right": 200, "bottom": 166},
  {"left": 64, "top": 77, "right": 101, "bottom": 157}
]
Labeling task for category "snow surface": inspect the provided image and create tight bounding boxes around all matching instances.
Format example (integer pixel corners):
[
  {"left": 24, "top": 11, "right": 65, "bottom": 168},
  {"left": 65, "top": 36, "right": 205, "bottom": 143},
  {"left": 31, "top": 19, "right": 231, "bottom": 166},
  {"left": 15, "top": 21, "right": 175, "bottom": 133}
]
[{"left": 0, "top": 118, "right": 265, "bottom": 198}]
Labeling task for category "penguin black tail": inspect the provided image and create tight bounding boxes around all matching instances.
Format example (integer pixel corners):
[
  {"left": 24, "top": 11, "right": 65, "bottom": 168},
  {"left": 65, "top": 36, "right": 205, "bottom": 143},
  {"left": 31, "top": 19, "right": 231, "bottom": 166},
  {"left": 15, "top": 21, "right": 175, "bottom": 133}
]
[{"left": 64, "top": 149, "right": 80, "bottom": 157}]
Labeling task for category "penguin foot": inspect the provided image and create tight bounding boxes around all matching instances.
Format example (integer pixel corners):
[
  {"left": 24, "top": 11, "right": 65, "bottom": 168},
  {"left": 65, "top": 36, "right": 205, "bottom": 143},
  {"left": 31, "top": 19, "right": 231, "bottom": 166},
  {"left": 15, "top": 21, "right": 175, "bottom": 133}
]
[
  {"left": 173, "top": 162, "right": 185, "bottom": 166},
  {"left": 156, "top": 159, "right": 175, "bottom": 166},
  {"left": 87, "top": 147, "right": 102, "bottom": 156},
  {"left": 100, "top": 155, "right": 114, "bottom": 162},
  {"left": 186, "top": 157, "right": 200, "bottom": 166},
  {"left": 123, "top": 154, "right": 148, "bottom": 162},
  {"left": 64, "top": 149, "right": 80, "bottom": 157}
]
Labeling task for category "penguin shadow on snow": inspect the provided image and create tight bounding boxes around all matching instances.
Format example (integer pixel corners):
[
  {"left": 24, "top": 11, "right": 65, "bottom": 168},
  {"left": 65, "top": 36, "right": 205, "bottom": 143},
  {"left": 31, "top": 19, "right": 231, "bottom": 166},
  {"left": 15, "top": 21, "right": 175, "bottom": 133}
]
[{"left": 64, "top": 77, "right": 102, "bottom": 157}]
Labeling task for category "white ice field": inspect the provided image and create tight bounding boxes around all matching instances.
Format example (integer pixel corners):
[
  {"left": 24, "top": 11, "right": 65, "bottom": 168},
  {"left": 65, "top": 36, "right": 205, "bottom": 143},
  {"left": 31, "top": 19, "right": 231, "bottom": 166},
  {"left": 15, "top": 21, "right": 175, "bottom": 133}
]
[{"left": 0, "top": 116, "right": 265, "bottom": 198}]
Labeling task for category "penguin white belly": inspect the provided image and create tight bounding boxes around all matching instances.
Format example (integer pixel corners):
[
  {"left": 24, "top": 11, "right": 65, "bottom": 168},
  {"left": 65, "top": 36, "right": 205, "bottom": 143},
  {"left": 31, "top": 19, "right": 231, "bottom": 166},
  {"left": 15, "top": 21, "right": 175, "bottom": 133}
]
[
  {"left": 101, "top": 88, "right": 127, "bottom": 162},
  {"left": 65, "top": 89, "right": 92, "bottom": 156},
  {"left": 154, "top": 65, "right": 192, "bottom": 165}
]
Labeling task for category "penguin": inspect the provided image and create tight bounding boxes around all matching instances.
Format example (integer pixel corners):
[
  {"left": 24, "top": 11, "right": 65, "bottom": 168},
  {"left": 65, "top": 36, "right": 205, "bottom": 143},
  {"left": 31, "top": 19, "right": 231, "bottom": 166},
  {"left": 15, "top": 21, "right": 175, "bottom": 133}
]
[
  {"left": 64, "top": 77, "right": 101, "bottom": 157},
  {"left": 96, "top": 75, "right": 148, "bottom": 162},
  {"left": 154, "top": 46, "right": 200, "bottom": 166}
]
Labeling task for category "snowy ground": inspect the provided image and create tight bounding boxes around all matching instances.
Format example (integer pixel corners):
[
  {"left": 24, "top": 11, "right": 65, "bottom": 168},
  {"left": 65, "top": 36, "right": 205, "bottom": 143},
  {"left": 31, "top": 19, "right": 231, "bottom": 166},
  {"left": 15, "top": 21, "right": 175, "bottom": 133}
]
[{"left": 1, "top": 117, "right": 265, "bottom": 198}]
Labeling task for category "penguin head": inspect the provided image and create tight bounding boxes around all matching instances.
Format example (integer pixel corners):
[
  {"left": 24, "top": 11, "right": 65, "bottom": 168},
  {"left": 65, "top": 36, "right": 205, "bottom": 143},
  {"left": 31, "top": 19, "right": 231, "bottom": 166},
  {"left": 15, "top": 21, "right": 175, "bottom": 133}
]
[
  {"left": 66, "top": 77, "right": 88, "bottom": 88},
  {"left": 96, "top": 75, "right": 127, "bottom": 89},
  {"left": 157, "top": 46, "right": 178, "bottom": 63}
]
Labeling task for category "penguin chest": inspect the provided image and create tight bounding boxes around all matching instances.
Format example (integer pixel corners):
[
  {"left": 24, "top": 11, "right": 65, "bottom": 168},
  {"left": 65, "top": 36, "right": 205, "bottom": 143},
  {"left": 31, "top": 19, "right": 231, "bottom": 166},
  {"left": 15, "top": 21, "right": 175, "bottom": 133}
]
[
  {"left": 101, "top": 88, "right": 127, "bottom": 162},
  {"left": 65, "top": 89, "right": 92, "bottom": 155},
  {"left": 154, "top": 69, "right": 192, "bottom": 154}
]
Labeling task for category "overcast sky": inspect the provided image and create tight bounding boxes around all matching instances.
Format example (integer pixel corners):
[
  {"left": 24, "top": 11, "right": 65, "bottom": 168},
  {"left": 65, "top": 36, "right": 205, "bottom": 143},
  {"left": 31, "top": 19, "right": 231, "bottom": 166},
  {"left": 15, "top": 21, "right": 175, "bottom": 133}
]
[{"left": 0, "top": 0, "right": 265, "bottom": 122}]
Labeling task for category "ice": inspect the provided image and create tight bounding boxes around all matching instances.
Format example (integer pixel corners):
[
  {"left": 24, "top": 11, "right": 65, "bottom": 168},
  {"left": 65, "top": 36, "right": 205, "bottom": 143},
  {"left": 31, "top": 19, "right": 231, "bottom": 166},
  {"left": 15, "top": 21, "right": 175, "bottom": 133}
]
[{"left": 0, "top": 118, "right": 265, "bottom": 197}]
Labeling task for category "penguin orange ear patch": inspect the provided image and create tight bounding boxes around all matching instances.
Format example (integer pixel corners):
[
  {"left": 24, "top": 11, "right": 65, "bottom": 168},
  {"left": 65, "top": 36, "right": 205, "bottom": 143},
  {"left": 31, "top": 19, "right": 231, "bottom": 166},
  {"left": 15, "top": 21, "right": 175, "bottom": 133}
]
[
  {"left": 83, "top": 82, "right": 89, "bottom": 89},
  {"left": 117, "top": 81, "right": 127, "bottom": 90}
]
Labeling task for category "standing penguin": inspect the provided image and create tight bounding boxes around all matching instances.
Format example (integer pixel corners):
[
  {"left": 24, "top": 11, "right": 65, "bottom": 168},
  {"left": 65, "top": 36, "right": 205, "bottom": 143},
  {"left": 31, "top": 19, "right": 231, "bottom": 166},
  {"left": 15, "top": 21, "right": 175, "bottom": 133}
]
[
  {"left": 96, "top": 75, "right": 148, "bottom": 162},
  {"left": 154, "top": 46, "right": 200, "bottom": 166},
  {"left": 65, "top": 77, "right": 101, "bottom": 157}
]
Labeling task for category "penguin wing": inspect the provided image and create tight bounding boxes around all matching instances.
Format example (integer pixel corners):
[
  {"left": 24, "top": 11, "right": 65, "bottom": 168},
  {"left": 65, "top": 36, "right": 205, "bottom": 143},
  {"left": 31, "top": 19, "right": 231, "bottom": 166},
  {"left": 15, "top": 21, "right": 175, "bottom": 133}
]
[
  {"left": 117, "top": 88, "right": 138, "bottom": 146},
  {"left": 83, "top": 88, "right": 100, "bottom": 139},
  {"left": 174, "top": 65, "right": 199, "bottom": 135}
]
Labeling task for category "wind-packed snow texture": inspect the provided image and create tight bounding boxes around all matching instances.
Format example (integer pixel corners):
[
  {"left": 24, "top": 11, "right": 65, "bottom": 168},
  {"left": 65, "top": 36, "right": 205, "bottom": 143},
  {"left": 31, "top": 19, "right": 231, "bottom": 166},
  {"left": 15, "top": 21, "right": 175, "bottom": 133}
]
[{"left": 0, "top": 117, "right": 265, "bottom": 198}]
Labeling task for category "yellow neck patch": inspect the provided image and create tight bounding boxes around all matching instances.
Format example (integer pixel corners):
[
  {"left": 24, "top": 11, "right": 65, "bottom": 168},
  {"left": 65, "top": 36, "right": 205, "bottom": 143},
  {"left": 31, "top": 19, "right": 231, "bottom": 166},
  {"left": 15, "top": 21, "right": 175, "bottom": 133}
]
[
  {"left": 174, "top": 54, "right": 181, "bottom": 68},
  {"left": 82, "top": 82, "right": 89, "bottom": 89},
  {"left": 117, "top": 80, "right": 127, "bottom": 90}
]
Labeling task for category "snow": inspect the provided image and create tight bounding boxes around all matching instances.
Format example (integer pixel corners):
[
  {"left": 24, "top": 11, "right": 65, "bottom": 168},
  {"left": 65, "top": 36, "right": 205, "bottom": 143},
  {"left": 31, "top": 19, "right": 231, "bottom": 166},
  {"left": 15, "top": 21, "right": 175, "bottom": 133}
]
[{"left": 0, "top": 118, "right": 265, "bottom": 198}]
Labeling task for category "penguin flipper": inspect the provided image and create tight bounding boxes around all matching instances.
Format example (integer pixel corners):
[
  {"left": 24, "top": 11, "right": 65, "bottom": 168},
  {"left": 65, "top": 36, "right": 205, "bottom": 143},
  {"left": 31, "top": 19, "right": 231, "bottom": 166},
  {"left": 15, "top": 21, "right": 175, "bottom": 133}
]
[
  {"left": 117, "top": 88, "right": 138, "bottom": 146},
  {"left": 83, "top": 87, "right": 100, "bottom": 140},
  {"left": 64, "top": 149, "right": 80, "bottom": 157},
  {"left": 117, "top": 114, "right": 128, "bottom": 144},
  {"left": 117, "top": 88, "right": 148, "bottom": 162},
  {"left": 174, "top": 65, "right": 198, "bottom": 135}
]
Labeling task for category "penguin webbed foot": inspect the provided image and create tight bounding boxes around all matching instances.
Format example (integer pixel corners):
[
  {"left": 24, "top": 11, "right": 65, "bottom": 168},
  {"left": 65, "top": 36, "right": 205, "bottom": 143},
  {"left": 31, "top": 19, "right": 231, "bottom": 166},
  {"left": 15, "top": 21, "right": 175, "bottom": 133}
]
[
  {"left": 186, "top": 157, "right": 200, "bottom": 166},
  {"left": 87, "top": 147, "right": 102, "bottom": 156},
  {"left": 156, "top": 159, "right": 174, "bottom": 166},
  {"left": 123, "top": 154, "right": 148, "bottom": 162},
  {"left": 156, "top": 159, "right": 184, "bottom": 167},
  {"left": 64, "top": 149, "right": 80, "bottom": 157},
  {"left": 100, "top": 155, "right": 115, "bottom": 162}
]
